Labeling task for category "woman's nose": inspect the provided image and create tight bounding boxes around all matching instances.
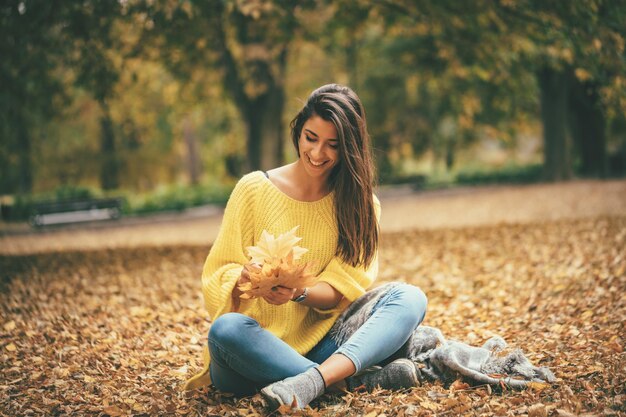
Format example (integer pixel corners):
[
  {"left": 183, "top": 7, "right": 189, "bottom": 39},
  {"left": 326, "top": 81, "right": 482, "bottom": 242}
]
[{"left": 310, "top": 143, "right": 325, "bottom": 159}]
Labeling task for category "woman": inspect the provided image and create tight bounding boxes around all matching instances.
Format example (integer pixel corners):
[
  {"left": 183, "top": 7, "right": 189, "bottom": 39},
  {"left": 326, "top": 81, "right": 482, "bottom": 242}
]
[{"left": 184, "top": 84, "right": 428, "bottom": 410}]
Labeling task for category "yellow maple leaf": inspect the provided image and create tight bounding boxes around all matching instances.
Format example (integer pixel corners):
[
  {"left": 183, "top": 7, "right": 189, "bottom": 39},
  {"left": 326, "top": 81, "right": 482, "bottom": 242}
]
[
  {"left": 526, "top": 381, "right": 550, "bottom": 392},
  {"left": 238, "top": 226, "right": 317, "bottom": 299},
  {"left": 246, "top": 226, "right": 308, "bottom": 264},
  {"left": 239, "top": 228, "right": 318, "bottom": 299},
  {"left": 238, "top": 252, "right": 317, "bottom": 299}
]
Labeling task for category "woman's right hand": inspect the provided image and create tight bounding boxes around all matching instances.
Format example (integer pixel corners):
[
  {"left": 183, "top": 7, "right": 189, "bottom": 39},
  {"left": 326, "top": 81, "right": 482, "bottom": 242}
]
[
  {"left": 232, "top": 262, "right": 260, "bottom": 303},
  {"left": 238, "top": 262, "right": 261, "bottom": 286}
]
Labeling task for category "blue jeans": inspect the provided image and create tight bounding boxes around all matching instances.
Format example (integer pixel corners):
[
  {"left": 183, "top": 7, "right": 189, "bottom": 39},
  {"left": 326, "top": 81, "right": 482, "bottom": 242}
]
[{"left": 208, "top": 283, "right": 427, "bottom": 396}]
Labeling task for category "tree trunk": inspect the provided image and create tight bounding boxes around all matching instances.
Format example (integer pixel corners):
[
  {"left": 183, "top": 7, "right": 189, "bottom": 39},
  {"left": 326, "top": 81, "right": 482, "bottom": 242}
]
[
  {"left": 244, "top": 89, "right": 284, "bottom": 172},
  {"left": 445, "top": 140, "right": 455, "bottom": 171},
  {"left": 244, "top": 102, "right": 263, "bottom": 173},
  {"left": 16, "top": 116, "right": 33, "bottom": 193},
  {"left": 568, "top": 78, "right": 607, "bottom": 178},
  {"left": 538, "top": 67, "right": 572, "bottom": 181},
  {"left": 374, "top": 133, "right": 394, "bottom": 182},
  {"left": 183, "top": 115, "right": 202, "bottom": 185},
  {"left": 99, "top": 101, "right": 119, "bottom": 190},
  {"left": 213, "top": 3, "right": 291, "bottom": 174},
  {"left": 265, "top": 49, "right": 286, "bottom": 170},
  {"left": 259, "top": 91, "right": 284, "bottom": 171},
  {"left": 241, "top": 49, "right": 287, "bottom": 173},
  {"left": 346, "top": 35, "right": 358, "bottom": 90}
]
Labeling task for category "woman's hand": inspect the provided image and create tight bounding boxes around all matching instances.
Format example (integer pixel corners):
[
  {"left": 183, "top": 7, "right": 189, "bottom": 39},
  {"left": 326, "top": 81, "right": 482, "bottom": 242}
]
[
  {"left": 231, "top": 262, "right": 261, "bottom": 311},
  {"left": 237, "top": 262, "right": 259, "bottom": 286},
  {"left": 262, "top": 286, "right": 297, "bottom": 305}
]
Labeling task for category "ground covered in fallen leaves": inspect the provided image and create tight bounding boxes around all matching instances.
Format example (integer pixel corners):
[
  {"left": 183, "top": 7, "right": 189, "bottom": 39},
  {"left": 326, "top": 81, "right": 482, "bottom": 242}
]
[{"left": 1, "top": 216, "right": 624, "bottom": 416}]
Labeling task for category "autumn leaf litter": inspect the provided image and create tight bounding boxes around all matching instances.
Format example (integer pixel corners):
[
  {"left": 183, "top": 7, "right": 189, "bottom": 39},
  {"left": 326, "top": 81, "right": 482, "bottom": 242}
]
[{"left": 1, "top": 216, "right": 624, "bottom": 416}]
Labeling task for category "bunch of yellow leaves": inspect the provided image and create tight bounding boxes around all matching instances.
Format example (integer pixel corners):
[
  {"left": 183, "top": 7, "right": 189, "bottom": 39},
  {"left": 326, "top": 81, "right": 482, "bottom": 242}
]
[{"left": 238, "top": 226, "right": 318, "bottom": 299}]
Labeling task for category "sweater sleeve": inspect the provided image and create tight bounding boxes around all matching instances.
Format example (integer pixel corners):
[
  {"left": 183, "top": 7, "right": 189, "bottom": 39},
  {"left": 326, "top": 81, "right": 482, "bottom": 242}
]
[
  {"left": 201, "top": 174, "right": 257, "bottom": 320},
  {"left": 316, "top": 195, "right": 381, "bottom": 308}
]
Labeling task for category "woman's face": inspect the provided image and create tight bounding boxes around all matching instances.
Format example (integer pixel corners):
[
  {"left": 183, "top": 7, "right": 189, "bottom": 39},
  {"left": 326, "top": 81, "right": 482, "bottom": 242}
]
[{"left": 298, "top": 114, "right": 340, "bottom": 180}]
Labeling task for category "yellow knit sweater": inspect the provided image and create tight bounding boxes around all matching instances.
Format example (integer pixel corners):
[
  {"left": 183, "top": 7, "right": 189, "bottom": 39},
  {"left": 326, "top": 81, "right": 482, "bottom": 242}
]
[{"left": 184, "top": 171, "right": 380, "bottom": 390}]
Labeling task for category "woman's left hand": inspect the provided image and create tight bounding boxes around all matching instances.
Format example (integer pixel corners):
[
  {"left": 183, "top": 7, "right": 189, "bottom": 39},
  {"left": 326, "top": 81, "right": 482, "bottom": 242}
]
[{"left": 262, "top": 286, "right": 297, "bottom": 305}]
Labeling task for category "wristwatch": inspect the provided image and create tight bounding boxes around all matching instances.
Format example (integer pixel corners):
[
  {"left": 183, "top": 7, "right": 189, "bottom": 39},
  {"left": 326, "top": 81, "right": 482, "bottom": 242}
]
[{"left": 291, "top": 287, "right": 308, "bottom": 303}]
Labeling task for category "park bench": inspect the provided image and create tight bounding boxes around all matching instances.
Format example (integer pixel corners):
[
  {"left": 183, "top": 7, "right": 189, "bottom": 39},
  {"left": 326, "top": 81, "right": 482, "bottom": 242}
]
[{"left": 29, "top": 198, "right": 123, "bottom": 227}]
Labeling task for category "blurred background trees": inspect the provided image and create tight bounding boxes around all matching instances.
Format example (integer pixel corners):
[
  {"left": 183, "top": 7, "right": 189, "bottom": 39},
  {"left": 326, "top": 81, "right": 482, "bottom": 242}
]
[{"left": 1, "top": 0, "right": 625, "bottom": 212}]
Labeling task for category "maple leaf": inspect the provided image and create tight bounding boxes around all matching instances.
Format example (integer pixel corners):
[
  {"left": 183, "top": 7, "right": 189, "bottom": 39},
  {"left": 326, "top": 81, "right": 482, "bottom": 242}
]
[
  {"left": 276, "top": 253, "right": 317, "bottom": 289},
  {"left": 238, "top": 227, "right": 317, "bottom": 299},
  {"left": 238, "top": 251, "right": 318, "bottom": 299},
  {"left": 246, "top": 226, "right": 308, "bottom": 264}
]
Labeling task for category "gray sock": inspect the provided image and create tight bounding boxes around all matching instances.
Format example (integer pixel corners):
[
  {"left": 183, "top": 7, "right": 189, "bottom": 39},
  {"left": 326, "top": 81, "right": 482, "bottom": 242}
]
[{"left": 261, "top": 367, "right": 326, "bottom": 410}]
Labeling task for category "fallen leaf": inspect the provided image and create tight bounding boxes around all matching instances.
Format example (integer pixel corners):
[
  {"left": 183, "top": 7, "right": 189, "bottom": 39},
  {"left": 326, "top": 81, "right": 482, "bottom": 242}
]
[
  {"left": 1, "top": 212, "right": 625, "bottom": 416},
  {"left": 527, "top": 382, "right": 550, "bottom": 392},
  {"left": 419, "top": 399, "right": 440, "bottom": 411},
  {"left": 103, "top": 405, "right": 124, "bottom": 416},
  {"left": 606, "top": 340, "right": 623, "bottom": 353},
  {"left": 450, "top": 379, "right": 470, "bottom": 391},
  {"left": 171, "top": 365, "right": 188, "bottom": 378},
  {"left": 132, "top": 402, "right": 146, "bottom": 412},
  {"left": 528, "top": 403, "right": 547, "bottom": 417},
  {"left": 554, "top": 409, "right": 577, "bottom": 417}
]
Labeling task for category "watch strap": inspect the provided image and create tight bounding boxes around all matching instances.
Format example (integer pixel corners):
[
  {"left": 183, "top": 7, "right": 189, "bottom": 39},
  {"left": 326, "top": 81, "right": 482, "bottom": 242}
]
[{"left": 292, "top": 287, "right": 308, "bottom": 303}]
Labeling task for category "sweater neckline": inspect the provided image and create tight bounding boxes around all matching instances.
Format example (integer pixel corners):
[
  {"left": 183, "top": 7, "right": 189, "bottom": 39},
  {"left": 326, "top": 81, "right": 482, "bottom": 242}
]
[{"left": 258, "top": 171, "right": 334, "bottom": 205}]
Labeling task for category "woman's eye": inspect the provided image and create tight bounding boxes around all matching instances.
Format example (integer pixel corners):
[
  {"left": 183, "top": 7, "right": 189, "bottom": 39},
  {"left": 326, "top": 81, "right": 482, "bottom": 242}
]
[{"left": 305, "top": 135, "right": 338, "bottom": 149}]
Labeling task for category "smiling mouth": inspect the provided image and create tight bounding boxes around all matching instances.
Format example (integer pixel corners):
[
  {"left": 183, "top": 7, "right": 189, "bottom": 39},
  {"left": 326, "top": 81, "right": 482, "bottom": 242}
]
[{"left": 307, "top": 154, "right": 328, "bottom": 167}]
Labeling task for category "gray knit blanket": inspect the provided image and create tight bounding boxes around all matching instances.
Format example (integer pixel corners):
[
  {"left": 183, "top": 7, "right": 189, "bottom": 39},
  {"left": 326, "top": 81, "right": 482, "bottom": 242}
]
[{"left": 328, "top": 283, "right": 556, "bottom": 389}]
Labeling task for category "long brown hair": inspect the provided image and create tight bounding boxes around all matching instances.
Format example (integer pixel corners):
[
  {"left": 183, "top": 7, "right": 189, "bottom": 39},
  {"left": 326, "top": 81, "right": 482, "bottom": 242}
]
[{"left": 290, "top": 84, "right": 378, "bottom": 268}]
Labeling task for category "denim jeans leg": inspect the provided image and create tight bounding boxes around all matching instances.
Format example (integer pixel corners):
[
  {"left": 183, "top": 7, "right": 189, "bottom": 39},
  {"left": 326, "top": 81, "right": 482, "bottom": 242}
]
[
  {"left": 209, "top": 355, "right": 258, "bottom": 396},
  {"left": 305, "top": 332, "right": 339, "bottom": 364},
  {"left": 208, "top": 312, "right": 318, "bottom": 393},
  {"left": 334, "top": 283, "right": 428, "bottom": 372}
]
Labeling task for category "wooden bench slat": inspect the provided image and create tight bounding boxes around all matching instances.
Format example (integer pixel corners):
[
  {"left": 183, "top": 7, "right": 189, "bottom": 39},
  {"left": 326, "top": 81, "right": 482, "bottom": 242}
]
[{"left": 29, "top": 198, "right": 123, "bottom": 227}]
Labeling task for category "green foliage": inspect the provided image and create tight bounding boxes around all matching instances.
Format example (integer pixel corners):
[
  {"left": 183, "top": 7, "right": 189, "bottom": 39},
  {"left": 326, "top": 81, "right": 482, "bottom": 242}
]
[
  {"left": 53, "top": 185, "right": 96, "bottom": 201},
  {"left": 124, "top": 182, "right": 234, "bottom": 215},
  {"left": 0, "top": 0, "right": 128, "bottom": 193},
  {"left": 455, "top": 164, "right": 544, "bottom": 186},
  {"left": 0, "top": 185, "right": 101, "bottom": 221},
  {"left": 2, "top": 195, "right": 35, "bottom": 222},
  {"left": 0, "top": 1, "right": 69, "bottom": 193},
  {"left": 378, "top": 172, "right": 428, "bottom": 189},
  {"left": 2, "top": 0, "right": 625, "bottom": 198},
  {"left": 0, "top": 181, "right": 234, "bottom": 222},
  {"left": 379, "top": 162, "right": 547, "bottom": 190}
]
